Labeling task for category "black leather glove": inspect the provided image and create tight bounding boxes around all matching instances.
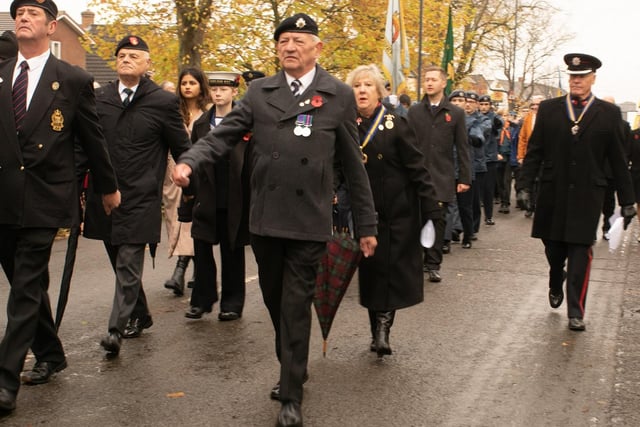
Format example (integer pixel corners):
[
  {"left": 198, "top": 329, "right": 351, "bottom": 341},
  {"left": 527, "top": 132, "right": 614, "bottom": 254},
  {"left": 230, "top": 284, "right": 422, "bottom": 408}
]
[
  {"left": 516, "top": 189, "right": 531, "bottom": 212},
  {"left": 177, "top": 195, "right": 195, "bottom": 223},
  {"left": 621, "top": 204, "right": 636, "bottom": 230}
]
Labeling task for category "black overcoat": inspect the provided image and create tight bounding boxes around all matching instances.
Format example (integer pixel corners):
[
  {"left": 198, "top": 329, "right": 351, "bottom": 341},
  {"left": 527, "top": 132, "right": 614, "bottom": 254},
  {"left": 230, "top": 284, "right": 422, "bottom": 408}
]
[
  {"left": 83, "top": 78, "right": 191, "bottom": 245},
  {"left": 358, "top": 107, "right": 438, "bottom": 311},
  {"left": 0, "top": 55, "right": 116, "bottom": 228},
  {"left": 520, "top": 96, "right": 634, "bottom": 245}
]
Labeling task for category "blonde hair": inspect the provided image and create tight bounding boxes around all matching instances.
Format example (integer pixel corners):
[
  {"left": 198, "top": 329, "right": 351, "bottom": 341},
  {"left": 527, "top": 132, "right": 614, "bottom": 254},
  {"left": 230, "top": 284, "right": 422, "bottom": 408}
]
[{"left": 345, "top": 64, "right": 387, "bottom": 100}]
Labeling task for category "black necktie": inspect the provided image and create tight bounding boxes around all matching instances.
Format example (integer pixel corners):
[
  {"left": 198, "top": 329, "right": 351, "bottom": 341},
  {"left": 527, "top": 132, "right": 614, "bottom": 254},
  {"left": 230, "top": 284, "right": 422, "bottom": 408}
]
[
  {"left": 122, "top": 88, "right": 133, "bottom": 107},
  {"left": 291, "top": 79, "right": 301, "bottom": 97},
  {"left": 13, "top": 61, "right": 29, "bottom": 131}
]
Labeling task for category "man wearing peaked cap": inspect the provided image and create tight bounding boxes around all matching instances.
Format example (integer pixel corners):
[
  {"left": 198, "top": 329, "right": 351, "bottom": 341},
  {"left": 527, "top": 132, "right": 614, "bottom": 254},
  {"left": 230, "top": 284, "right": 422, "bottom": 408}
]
[
  {"left": 10, "top": 0, "right": 58, "bottom": 19},
  {"left": 173, "top": 11, "right": 377, "bottom": 427},
  {"left": 519, "top": 52, "right": 635, "bottom": 332},
  {"left": 0, "top": 0, "right": 120, "bottom": 412},
  {"left": 0, "top": 31, "right": 18, "bottom": 60}
]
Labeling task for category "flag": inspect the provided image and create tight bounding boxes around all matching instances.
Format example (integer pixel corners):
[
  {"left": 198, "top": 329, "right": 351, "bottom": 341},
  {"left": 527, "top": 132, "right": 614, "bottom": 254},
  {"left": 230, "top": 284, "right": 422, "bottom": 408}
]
[
  {"left": 557, "top": 67, "right": 563, "bottom": 96},
  {"left": 382, "top": 0, "right": 410, "bottom": 94},
  {"left": 441, "top": 5, "right": 454, "bottom": 96}
]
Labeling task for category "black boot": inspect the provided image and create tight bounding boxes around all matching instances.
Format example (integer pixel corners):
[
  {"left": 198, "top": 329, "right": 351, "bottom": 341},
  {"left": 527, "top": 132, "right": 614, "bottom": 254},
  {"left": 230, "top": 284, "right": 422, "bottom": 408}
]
[
  {"left": 374, "top": 311, "right": 395, "bottom": 357},
  {"left": 164, "top": 256, "right": 190, "bottom": 296},
  {"left": 368, "top": 310, "right": 377, "bottom": 352}
]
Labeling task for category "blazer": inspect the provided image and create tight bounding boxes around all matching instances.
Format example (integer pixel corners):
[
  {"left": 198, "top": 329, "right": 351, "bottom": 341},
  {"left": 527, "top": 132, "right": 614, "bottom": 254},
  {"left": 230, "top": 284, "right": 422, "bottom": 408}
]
[
  {"left": 519, "top": 96, "right": 634, "bottom": 245},
  {"left": 179, "top": 66, "right": 377, "bottom": 242},
  {"left": 0, "top": 55, "right": 116, "bottom": 228}
]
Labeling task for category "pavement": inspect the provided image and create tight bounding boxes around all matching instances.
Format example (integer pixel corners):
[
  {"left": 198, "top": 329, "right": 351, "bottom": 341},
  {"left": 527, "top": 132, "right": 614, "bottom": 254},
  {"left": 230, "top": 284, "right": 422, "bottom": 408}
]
[{"left": 1, "top": 205, "right": 640, "bottom": 426}]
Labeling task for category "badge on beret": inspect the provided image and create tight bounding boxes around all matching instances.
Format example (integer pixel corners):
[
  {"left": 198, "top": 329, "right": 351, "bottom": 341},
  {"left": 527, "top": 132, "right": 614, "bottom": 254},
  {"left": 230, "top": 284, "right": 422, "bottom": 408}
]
[
  {"left": 130, "top": 36, "right": 139, "bottom": 46},
  {"left": 51, "top": 109, "right": 64, "bottom": 132},
  {"left": 51, "top": 81, "right": 59, "bottom": 91},
  {"left": 37, "top": 0, "right": 45, "bottom": 3},
  {"left": 572, "top": 57, "right": 580, "bottom": 66},
  {"left": 296, "top": 18, "right": 306, "bottom": 29}
]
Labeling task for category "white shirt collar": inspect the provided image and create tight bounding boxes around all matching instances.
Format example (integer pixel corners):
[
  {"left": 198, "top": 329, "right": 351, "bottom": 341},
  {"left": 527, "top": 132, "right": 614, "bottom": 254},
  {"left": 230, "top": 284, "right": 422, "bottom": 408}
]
[
  {"left": 14, "top": 50, "right": 50, "bottom": 78},
  {"left": 284, "top": 68, "right": 316, "bottom": 95}
]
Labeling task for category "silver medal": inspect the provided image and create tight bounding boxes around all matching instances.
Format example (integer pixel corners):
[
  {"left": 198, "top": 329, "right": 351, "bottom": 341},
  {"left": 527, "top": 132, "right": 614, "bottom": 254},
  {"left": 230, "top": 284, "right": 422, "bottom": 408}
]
[
  {"left": 571, "top": 125, "right": 579, "bottom": 135},
  {"left": 294, "top": 126, "right": 303, "bottom": 136},
  {"left": 301, "top": 127, "right": 311, "bottom": 137}
]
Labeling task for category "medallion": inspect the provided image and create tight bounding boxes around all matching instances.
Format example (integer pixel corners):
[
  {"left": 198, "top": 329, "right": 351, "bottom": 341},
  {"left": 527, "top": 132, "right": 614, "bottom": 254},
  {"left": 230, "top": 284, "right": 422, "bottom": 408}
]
[{"left": 571, "top": 125, "right": 579, "bottom": 135}]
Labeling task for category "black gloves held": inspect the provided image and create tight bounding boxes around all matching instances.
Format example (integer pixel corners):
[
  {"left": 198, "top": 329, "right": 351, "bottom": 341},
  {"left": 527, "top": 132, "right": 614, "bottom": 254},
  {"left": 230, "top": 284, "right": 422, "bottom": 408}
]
[{"left": 621, "top": 204, "right": 636, "bottom": 230}]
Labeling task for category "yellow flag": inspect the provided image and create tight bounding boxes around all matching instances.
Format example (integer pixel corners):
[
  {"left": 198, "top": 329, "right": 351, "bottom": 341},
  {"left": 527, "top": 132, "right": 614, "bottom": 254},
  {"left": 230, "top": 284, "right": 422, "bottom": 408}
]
[{"left": 382, "top": 0, "right": 410, "bottom": 94}]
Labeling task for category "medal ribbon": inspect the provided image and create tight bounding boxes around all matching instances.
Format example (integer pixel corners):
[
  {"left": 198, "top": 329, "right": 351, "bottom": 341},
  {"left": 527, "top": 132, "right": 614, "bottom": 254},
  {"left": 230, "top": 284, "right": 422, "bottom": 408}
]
[
  {"left": 565, "top": 94, "right": 595, "bottom": 130},
  {"left": 360, "top": 105, "right": 386, "bottom": 151}
]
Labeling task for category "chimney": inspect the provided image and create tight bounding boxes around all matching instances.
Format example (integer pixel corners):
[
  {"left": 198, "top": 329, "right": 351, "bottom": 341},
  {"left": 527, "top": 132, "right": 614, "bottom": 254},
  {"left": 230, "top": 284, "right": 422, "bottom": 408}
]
[{"left": 81, "top": 10, "right": 95, "bottom": 29}]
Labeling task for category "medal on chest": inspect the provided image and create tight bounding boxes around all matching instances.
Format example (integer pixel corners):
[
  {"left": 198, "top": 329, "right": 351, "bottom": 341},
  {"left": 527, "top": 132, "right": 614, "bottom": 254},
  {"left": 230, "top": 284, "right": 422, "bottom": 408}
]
[{"left": 294, "top": 114, "right": 313, "bottom": 137}]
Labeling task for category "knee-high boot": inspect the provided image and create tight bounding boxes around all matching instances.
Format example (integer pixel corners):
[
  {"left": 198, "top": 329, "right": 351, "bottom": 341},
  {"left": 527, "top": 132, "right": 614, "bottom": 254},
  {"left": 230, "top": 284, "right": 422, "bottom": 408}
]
[
  {"left": 374, "top": 310, "right": 395, "bottom": 357},
  {"left": 164, "top": 256, "right": 190, "bottom": 296},
  {"left": 368, "top": 310, "right": 377, "bottom": 352}
]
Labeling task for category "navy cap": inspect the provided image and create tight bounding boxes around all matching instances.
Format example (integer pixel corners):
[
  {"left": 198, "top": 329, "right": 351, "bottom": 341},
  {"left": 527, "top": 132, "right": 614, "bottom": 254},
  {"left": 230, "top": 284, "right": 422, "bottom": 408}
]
[
  {"left": 0, "top": 31, "right": 18, "bottom": 60},
  {"left": 448, "top": 89, "right": 466, "bottom": 100},
  {"left": 274, "top": 13, "right": 319, "bottom": 41},
  {"left": 241, "top": 70, "right": 265, "bottom": 83},
  {"left": 564, "top": 53, "right": 602, "bottom": 75},
  {"left": 465, "top": 91, "right": 479, "bottom": 101},
  {"left": 10, "top": 0, "right": 58, "bottom": 19},
  {"left": 478, "top": 95, "right": 491, "bottom": 103},
  {"left": 115, "top": 35, "right": 149, "bottom": 57},
  {"left": 205, "top": 71, "right": 241, "bottom": 87}
]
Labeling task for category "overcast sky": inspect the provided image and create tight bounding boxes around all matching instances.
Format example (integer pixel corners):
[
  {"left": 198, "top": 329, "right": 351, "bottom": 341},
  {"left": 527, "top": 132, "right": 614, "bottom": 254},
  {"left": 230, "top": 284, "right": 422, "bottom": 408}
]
[{"left": 52, "top": 0, "right": 640, "bottom": 105}]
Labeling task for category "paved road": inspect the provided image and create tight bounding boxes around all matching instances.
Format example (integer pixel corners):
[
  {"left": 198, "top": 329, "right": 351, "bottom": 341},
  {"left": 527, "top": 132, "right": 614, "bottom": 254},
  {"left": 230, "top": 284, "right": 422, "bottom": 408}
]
[{"left": 1, "top": 208, "right": 639, "bottom": 426}]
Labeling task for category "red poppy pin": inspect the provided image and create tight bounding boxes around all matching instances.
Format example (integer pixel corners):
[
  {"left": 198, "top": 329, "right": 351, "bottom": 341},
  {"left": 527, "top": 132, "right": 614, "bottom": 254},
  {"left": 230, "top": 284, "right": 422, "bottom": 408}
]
[
  {"left": 243, "top": 132, "right": 253, "bottom": 142},
  {"left": 445, "top": 113, "right": 451, "bottom": 122},
  {"left": 635, "top": 134, "right": 640, "bottom": 140},
  {"left": 311, "top": 95, "right": 323, "bottom": 108}
]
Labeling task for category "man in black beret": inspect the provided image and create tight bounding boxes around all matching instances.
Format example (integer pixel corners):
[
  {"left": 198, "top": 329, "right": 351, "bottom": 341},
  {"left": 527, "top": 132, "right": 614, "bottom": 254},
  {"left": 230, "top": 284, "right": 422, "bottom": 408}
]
[
  {"left": 519, "top": 53, "right": 636, "bottom": 331},
  {"left": 0, "top": 31, "right": 18, "bottom": 60},
  {"left": 0, "top": 0, "right": 120, "bottom": 413},
  {"left": 173, "top": 12, "right": 377, "bottom": 427}
]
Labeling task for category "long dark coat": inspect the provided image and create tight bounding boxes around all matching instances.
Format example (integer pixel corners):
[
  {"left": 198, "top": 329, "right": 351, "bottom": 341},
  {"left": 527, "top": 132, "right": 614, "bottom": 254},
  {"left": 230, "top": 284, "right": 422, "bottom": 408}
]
[
  {"left": 358, "top": 106, "right": 438, "bottom": 311},
  {"left": 189, "top": 104, "right": 251, "bottom": 247},
  {"left": 0, "top": 55, "right": 117, "bottom": 228},
  {"left": 179, "top": 66, "right": 378, "bottom": 241},
  {"left": 519, "top": 96, "right": 634, "bottom": 245},
  {"left": 83, "top": 78, "right": 191, "bottom": 245}
]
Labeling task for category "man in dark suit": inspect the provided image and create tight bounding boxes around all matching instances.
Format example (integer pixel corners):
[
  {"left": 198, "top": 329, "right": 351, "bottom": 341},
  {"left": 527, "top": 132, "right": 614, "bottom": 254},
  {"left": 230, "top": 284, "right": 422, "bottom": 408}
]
[
  {"left": 520, "top": 53, "right": 636, "bottom": 331},
  {"left": 0, "top": 0, "right": 120, "bottom": 413},
  {"left": 407, "top": 66, "right": 471, "bottom": 282},
  {"left": 173, "top": 13, "right": 378, "bottom": 427},
  {"left": 83, "top": 35, "right": 191, "bottom": 355}
]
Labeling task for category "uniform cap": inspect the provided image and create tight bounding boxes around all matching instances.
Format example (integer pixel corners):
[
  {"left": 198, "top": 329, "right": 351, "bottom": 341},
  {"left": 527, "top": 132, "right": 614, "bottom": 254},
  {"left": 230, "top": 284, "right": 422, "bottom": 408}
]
[
  {"left": 115, "top": 35, "right": 149, "bottom": 57},
  {"left": 10, "top": 0, "right": 58, "bottom": 19},
  {"left": 241, "top": 70, "right": 265, "bottom": 83},
  {"left": 478, "top": 95, "right": 491, "bottom": 103},
  {"left": 274, "top": 13, "right": 319, "bottom": 41},
  {"left": 465, "top": 91, "right": 479, "bottom": 101},
  {"left": 205, "top": 71, "right": 241, "bottom": 87},
  {"left": 448, "top": 89, "right": 466, "bottom": 100},
  {"left": 563, "top": 53, "right": 602, "bottom": 75}
]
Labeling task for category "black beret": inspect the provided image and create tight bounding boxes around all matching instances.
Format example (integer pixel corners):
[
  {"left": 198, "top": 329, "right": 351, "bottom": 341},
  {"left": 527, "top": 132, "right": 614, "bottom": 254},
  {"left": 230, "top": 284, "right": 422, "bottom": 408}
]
[
  {"left": 465, "top": 91, "right": 479, "bottom": 101},
  {"left": 242, "top": 70, "right": 265, "bottom": 83},
  {"left": 10, "top": 0, "right": 58, "bottom": 19},
  {"left": 114, "top": 35, "right": 149, "bottom": 57},
  {"left": 274, "top": 13, "right": 319, "bottom": 41},
  {"left": 478, "top": 95, "right": 491, "bottom": 103},
  {"left": 564, "top": 53, "right": 602, "bottom": 75},
  {"left": 0, "top": 31, "right": 18, "bottom": 60},
  {"left": 205, "top": 71, "right": 241, "bottom": 87},
  {"left": 448, "top": 89, "right": 466, "bottom": 100}
]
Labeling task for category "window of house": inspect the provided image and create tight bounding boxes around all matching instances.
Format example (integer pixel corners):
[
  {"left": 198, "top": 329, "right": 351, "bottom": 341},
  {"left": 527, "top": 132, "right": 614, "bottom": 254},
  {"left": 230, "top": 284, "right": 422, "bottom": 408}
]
[{"left": 50, "top": 41, "right": 61, "bottom": 59}]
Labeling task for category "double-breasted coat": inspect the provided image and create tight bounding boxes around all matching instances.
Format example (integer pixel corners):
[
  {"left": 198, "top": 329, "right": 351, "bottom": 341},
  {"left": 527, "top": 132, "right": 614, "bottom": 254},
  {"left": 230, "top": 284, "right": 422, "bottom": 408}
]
[
  {"left": 83, "top": 78, "right": 191, "bottom": 245},
  {"left": 357, "top": 106, "right": 438, "bottom": 311},
  {"left": 519, "top": 96, "right": 634, "bottom": 245},
  {"left": 179, "top": 66, "right": 378, "bottom": 241}
]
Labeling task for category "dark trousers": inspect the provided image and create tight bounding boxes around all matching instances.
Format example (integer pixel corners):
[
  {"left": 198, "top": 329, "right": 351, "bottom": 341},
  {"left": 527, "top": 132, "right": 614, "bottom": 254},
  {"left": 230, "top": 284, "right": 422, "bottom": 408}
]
[
  {"left": 602, "top": 180, "right": 616, "bottom": 233},
  {"left": 483, "top": 162, "right": 497, "bottom": 217},
  {"left": 472, "top": 173, "right": 486, "bottom": 232},
  {"left": 192, "top": 211, "right": 246, "bottom": 313},
  {"left": 424, "top": 203, "right": 448, "bottom": 271},
  {"left": 250, "top": 234, "right": 326, "bottom": 404},
  {"left": 542, "top": 239, "right": 592, "bottom": 319},
  {"left": 496, "top": 158, "right": 513, "bottom": 206},
  {"left": 0, "top": 227, "right": 64, "bottom": 393},
  {"left": 456, "top": 188, "right": 474, "bottom": 243},
  {"left": 103, "top": 242, "right": 148, "bottom": 333}
]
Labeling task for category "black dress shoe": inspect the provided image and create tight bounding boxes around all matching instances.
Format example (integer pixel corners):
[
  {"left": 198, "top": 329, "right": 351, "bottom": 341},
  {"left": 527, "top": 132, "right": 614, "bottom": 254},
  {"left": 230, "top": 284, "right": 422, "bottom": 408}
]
[
  {"left": 21, "top": 360, "right": 67, "bottom": 385},
  {"left": 548, "top": 289, "right": 564, "bottom": 309},
  {"left": 485, "top": 218, "right": 495, "bottom": 225},
  {"left": 568, "top": 317, "right": 586, "bottom": 331},
  {"left": 218, "top": 311, "right": 241, "bottom": 321},
  {"left": 0, "top": 388, "right": 16, "bottom": 412},
  {"left": 270, "top": 373, "right": 309, "bottom": 401},
  {"left": 276, "top": 401, "right": 303, "bottom": 427},
  {"left": 123, "top": 314, "right": 153, "bottom": 339},
  {"left": 100, "top": 331, "right": 122, "bottom": 355},
  {"left": 441, "top": 243, "right": 451, "bottom": 254},
  {"left": 185, "top": 306, "right": 210, "bottom": 319},
  {"left": 427, "top": 270, "right": 441, "bottom": 282},
  {"left": 462, "top": 242, "right": 472, "bottom": 249}
]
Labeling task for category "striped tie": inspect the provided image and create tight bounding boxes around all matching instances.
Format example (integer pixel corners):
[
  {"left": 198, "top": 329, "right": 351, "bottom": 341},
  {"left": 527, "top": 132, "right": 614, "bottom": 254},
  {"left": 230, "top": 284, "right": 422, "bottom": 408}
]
[
  {"left": 122, "top": 88, "right": 133, "bottom": 107},
  {"left": 13, "top": 61, "right": 29, "bottom": 131},
  {"left": 291, "top": 79, "right": 301, "bottom": 97}
]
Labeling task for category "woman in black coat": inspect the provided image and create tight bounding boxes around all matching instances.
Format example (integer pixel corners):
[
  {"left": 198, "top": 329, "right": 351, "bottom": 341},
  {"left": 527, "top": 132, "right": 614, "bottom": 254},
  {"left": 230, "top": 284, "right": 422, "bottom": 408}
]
[{"left": 346, "top": 65, "right": 438, "bottom": 357}]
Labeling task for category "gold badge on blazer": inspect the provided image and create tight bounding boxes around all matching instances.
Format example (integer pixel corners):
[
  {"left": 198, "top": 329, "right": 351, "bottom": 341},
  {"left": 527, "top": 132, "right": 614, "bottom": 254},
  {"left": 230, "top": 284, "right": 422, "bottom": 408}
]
[
  {"left": 51, "top": 109, "right": 64, "bottom": 132},
  {"left": 51, "top": 81, "right": 60, "bottom": 91}
]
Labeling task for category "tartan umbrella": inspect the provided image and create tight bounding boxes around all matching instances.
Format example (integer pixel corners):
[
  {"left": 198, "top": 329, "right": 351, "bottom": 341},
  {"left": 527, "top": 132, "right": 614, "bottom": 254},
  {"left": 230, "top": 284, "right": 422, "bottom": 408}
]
[{"left": 313, "top": 188, "right": 362, "bottom": 356}]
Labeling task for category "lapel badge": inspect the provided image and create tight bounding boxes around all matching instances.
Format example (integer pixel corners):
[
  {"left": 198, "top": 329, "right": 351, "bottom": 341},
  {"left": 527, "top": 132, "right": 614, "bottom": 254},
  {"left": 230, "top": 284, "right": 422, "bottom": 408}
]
[
  {"left": 0, "top": 77, "right": 3, "bottom": 84},
  {"left": 51, "top": 109, "right": 64, "bottom": 132},
  {"left": 384, "top": 114, "right": 394, "bottom": 130},
  {"left": 51, "top": 81, "right": 60, "bottom": 91}
]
